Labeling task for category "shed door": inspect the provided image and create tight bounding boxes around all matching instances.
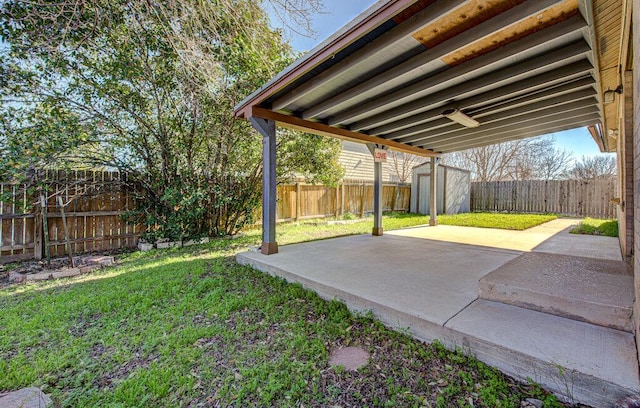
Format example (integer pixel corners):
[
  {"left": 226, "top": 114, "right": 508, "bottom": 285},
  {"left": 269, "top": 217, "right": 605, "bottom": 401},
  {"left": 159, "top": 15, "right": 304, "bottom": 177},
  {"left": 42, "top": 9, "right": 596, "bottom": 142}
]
[{"left": 418, "top": 174, "right": 431, "bottom": 214}]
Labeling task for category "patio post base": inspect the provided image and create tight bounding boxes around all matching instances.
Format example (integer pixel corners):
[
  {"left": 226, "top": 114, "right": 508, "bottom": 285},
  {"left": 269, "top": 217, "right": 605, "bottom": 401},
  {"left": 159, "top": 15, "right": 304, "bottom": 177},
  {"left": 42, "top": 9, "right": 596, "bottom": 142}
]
[
  {"left": 372, "top": 227, "right": 384, "bottom": 236},
  {"left": 429, "top": 219, "right": 438, "bottom": 226},
  {"left": 261, "top": 242, "right": 279, "bottom": 255}
]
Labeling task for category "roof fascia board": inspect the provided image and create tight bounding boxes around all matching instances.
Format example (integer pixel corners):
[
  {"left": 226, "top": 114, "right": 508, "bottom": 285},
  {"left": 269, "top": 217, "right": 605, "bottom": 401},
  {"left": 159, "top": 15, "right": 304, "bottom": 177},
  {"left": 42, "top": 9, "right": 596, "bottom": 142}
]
[{"left": 579, "top": 0, "right": 608, "bottom": 150}]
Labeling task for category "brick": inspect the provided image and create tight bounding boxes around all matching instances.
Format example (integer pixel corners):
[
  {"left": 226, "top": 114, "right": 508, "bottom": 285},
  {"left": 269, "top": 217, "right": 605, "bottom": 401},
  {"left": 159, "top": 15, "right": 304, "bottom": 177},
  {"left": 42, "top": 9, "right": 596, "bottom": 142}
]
[
  {"left": 8, "top": 271, "right": 25, "bottom": 283},
  {"left": 156, "top": 241, "right": 182, "bottom": 249},
  {"left": 25, "top": 268, "right": 81, "bottom": 281},
  {"left": 83, "top": 255, "right": 114, "bottom": 266},
  {"left": 26, "top": 272, "right": 54, "bottom": 281},
  {"left": 79, "top": 265, "right": 98, "bottom": 274}
]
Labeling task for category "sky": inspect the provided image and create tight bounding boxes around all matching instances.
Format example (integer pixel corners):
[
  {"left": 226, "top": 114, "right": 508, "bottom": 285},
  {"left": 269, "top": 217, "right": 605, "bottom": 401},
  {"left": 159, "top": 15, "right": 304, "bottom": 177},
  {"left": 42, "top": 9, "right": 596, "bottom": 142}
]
[{"left": 267, "top": 0, "right": 611, "bottom": 159}]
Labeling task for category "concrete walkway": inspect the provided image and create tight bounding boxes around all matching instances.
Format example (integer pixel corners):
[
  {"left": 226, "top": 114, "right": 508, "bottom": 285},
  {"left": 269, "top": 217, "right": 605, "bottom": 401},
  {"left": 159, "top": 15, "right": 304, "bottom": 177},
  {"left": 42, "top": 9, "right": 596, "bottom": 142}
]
[
  {"left": 237, "top": 220, "right": 638, "bottom": 407},
  {"left": 389, "top": 218, "right": 622, "bottom": 260}
]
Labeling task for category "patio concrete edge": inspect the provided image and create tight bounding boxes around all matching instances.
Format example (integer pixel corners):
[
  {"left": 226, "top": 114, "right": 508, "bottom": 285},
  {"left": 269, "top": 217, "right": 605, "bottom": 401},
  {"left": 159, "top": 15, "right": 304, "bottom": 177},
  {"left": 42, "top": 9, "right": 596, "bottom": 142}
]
[
  {"left": 236, "top": 251, "right": 454, "bottom": 345},
  {"left": 445, "top": 315, "right": 637, "bottom": 406}
]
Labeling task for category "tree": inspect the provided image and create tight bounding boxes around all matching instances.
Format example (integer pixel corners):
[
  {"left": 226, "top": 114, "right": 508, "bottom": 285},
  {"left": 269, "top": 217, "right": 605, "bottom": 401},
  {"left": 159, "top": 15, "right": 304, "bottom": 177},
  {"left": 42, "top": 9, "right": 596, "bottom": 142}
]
[
  {"left": 0, "top": 0, "right": 341, "bottom": 238},
  {"left": 388, "top": 151, "right": 428, "bottom": 183},
  {"left": 568, "top": 156, "right": 617, "bottom": 180},
  {"left": 442, "top": 136, "right": 573, "bottom": 181},
  {"left": 532, "top": 145, "right": 574, "bottom": 181},
  {"left": 510, "top": 137, "right": 574, "bottom": 181},
  {"left": 442, "top": 140, "right": 530, "bottom": 182}
]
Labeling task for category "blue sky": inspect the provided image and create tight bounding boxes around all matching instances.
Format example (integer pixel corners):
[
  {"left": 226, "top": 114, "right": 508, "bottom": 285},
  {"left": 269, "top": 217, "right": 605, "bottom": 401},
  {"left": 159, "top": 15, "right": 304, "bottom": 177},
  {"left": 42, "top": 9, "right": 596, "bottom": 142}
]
[{"left": 267, "top": 0, "right": 610, "bottom": 158}]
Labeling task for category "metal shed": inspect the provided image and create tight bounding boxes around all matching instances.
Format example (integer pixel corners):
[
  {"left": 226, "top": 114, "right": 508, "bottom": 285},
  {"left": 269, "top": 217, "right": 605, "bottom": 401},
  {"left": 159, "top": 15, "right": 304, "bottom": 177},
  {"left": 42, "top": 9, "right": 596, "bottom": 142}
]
[{"left": 411, "top": 161, "right": 470, "bottom": 215}]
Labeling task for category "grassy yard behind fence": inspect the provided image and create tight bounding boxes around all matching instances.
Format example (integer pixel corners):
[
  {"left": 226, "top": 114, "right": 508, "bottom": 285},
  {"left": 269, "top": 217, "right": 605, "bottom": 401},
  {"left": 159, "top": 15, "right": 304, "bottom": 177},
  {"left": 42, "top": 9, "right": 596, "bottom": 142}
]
[{"left": 0, "top": 213, "right": 570, "bottom": 407}]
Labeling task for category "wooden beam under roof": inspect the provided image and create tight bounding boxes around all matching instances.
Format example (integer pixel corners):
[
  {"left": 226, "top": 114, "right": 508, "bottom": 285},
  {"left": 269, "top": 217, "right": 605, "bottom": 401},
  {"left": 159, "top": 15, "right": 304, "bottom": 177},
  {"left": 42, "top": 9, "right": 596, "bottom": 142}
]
[
  {"left": 233, "top": 0, "right": 421, "bottom": 118},
  {"left": 300, "top": 0, "right": 572, "bottom": 120},
  {"left": 387, "top": 81, "right": 595, "bottom": 138},
  {"left": 330, "top": 39, "right": 591, "bottom": 127},
  {"left": 411, "top": 103, "right": 599, "bottom": 147},
  {"left": 425, "top": 110, "right": 600, "bottom": 150},
  {"left": 368, "top": 73, "right": 595, "bottom": 135},
  {"left": 345, "top": 43, "right": 591, "bottom": 134},
  {"left": 249, "top": 107, "right": 438, "bottom": 158},
  {"left": 392, "top": 90, "right": 597, "bottom": 143},
  {"left": 436, "top": 116, "right": 600, "bottom": 152}
]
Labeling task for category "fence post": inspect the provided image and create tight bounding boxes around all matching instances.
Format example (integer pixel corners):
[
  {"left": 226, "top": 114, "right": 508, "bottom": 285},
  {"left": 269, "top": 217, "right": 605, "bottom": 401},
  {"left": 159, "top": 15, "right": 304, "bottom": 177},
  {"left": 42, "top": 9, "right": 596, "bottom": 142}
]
[
  {"left": 391, "top": 184, "right": 397, "bottom": 212},
  {"left": 40, "top": 194, "right": 51, "bottom": 266},
  {"left": 30, "top": 174, "right": 42, "bottom": 260},
  {"left": 295, "top": 181, "right": 301, "bottom": 222},
  {"left": 341, "top": 183, "right": 345, "bottom": 216},
  {"left": 34, "top": 204, "right": 43, "bottom": 260},
  {"left": 57, "top": 196, "right": 75, "bottom": 267},
  {"left": 359, "top": 181, "right": 365, "bottom": 218},
  {"left": 335, "top": 185, "right": 339, "bottom": 217}
]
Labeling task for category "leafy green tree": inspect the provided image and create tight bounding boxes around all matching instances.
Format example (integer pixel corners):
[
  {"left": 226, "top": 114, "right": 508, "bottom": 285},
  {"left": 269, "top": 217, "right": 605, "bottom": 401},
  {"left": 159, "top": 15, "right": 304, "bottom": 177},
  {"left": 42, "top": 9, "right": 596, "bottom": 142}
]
[{"left": 0, "top": 0, "right": 343, "bottom": 238}]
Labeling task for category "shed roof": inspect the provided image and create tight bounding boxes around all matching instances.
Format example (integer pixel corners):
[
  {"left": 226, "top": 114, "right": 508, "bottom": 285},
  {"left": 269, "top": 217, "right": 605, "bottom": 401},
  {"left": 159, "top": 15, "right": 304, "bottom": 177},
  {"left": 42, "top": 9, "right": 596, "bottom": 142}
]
[{"left": 235, "top": 0, "right": 626, "bottom": 155}]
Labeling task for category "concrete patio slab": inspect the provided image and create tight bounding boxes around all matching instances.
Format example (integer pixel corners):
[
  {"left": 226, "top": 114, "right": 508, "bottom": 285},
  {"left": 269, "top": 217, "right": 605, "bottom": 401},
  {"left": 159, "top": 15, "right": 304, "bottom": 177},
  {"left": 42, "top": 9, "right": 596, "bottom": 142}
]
[
  {"left": 237, "top": 221, "right": 636, "bottom": 406},
  {"left": 446, "top": 299, "right": 640, "bottom": 405},
  {"left": 479, "top": 253, "right": 634, "bottom": 332},
  {"left": 240, "top": 234, "right": 519, "bottom": 325}
]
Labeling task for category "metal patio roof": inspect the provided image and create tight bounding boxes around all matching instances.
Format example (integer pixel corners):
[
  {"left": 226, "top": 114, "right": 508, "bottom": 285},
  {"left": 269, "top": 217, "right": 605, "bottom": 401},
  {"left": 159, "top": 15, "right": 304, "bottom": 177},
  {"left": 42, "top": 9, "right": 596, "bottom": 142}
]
[{"left": 234, "top": 0, "right": 626, "bottom": 157}]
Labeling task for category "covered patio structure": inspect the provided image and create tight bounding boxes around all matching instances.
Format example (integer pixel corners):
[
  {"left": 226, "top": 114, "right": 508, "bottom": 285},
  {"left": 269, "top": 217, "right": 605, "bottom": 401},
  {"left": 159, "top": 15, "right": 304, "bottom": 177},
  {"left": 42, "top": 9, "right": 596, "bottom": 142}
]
[{"left": 234, "top": 0, "right": 638, "bottom": 405}]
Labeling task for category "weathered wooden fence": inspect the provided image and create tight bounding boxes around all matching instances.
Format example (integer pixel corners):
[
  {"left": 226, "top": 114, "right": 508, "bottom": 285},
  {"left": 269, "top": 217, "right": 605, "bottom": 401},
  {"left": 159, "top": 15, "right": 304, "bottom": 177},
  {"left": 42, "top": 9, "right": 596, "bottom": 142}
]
[
  {"left": 0, "top": 170, "right": 139, "bottom": 263},
  {"left": 275, "top": 179, "right": 411, "bottom": 221},
  {"left": 470, "top": 179, "right": 617, "bottom": 218},
  {"left": 1, "top": 173, "right": 410, "bottom": 263}
]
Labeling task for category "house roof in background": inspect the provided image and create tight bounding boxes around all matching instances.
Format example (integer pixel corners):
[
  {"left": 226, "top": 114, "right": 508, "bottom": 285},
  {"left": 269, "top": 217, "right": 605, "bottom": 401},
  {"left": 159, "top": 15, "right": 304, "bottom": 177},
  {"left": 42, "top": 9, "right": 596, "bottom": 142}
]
[{"left": 339, "top": 141, "right": 419, "bottom": 183}]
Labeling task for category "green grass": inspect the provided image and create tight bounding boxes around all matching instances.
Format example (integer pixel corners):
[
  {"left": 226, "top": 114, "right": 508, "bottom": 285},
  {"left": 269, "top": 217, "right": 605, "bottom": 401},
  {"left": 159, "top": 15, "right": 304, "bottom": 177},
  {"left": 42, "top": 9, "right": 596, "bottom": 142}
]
[
  {"left": 378, "top": 211, "right": 558, "bottom": 231},
  {"left": 570, "top": 217, "right": 618, "bottom": 237},
  {"left": 0, "top": 214, "right": 567, "bottom": 407},
  {"left": 267, "top": 211, "right": 557, "bottom": 245},
  {"left": 437, "top": 212, "right": 558, "bottom": 230}
]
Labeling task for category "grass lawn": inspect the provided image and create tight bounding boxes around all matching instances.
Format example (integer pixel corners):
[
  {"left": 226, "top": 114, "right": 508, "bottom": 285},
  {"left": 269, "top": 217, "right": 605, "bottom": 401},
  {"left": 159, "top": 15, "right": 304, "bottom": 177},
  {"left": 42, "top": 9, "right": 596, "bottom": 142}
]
[
  {"left": 437, "top": 212, "right": 558, "bottom": 230},
  {"left": 270, "top": 211, "right": 558, "bottom": 244},
  {"left": 0, "top": 214, "right": 566, "bottom": 407},
  {"left": 570, "top": 218, "right": 619, "bottom": 237}
]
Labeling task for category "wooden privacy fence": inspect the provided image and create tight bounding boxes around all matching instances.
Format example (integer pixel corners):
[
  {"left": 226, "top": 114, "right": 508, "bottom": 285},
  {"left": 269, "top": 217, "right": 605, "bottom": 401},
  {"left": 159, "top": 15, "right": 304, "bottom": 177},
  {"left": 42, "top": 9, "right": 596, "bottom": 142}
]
[
  {"left": 275, "top": 180, "right": 411, "bottom": 221},
  {"left": 1, "top": 170, "right": 139, "bottom": 264},
  {"left": 1, "top": 172, "right": 411, "bottom": 263},
  {"left": 470, "top": 178, "right": 617, "bottom": 219}
]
